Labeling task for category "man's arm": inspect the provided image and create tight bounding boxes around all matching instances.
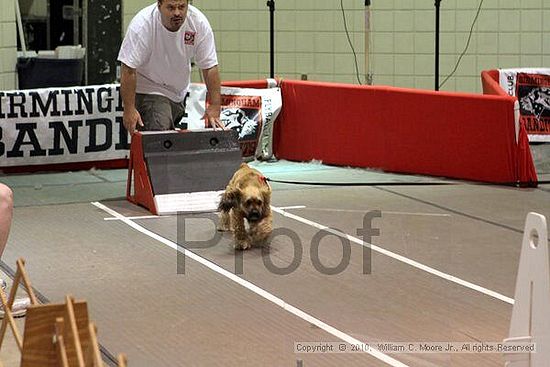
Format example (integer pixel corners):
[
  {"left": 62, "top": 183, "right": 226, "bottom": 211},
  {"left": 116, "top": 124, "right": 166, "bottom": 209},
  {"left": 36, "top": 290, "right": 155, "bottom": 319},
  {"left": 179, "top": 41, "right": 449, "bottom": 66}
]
[
  {"left": 202, "top": 65, "right": 224, "bottom": 129},
  {"left": 120, "top": 63, "right": 144, "bottom": 134}
]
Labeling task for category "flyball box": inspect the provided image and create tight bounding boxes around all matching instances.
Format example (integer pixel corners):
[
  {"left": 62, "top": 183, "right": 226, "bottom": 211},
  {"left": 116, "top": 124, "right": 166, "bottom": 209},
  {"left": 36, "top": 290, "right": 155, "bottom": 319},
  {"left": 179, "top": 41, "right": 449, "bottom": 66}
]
[{"left": 126, "top": 130, "right": 242, "bottom": 215}]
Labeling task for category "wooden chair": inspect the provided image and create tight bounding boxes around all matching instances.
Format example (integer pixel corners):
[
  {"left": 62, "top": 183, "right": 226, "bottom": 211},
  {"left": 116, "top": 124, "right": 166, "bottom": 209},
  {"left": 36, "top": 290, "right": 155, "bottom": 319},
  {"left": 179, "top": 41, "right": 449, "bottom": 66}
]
[
  {"left": 0, "top": 258, "right": 39, "bottom": 352},
  {"left": 0, "top": 259, "right": 127, "bottom": 367}
]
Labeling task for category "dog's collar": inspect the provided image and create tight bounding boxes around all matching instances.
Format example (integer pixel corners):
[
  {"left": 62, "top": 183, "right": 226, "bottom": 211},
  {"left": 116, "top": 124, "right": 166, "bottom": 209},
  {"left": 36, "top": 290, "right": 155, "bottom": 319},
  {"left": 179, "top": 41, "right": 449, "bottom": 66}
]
[{"left": 258, "top": 175, "right": 269, "bottom": 186}]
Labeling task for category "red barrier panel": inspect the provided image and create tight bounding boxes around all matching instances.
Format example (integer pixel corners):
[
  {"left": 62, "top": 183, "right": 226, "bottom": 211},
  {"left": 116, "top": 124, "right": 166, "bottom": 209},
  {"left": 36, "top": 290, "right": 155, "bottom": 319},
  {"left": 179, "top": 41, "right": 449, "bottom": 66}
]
[
  {"left": 222, "top": 79, "right": 279, "bottom": 89},
  {"left": 481, "top": 70, "right": 507, "bottom": 97},
  {"left": 273, "top": 80, "right": 537, "bottom": 186},
  {"left": 480, "top": 70, "right": 538, "bottom": 186}
]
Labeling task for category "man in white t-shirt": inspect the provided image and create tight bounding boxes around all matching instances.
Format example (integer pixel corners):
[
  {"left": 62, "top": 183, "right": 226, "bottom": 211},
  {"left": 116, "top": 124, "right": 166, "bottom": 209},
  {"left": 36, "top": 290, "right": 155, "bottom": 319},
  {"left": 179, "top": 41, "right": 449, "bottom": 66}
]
[{"left": 118, "top": 0, "right": 222, "bottom": 133}]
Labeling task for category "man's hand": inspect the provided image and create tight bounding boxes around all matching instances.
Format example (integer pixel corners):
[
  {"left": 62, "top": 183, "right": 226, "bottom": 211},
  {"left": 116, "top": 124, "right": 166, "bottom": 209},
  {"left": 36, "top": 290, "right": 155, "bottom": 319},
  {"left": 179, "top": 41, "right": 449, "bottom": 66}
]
[
  {"left": 123, "top": 107, "right": 144, "bottom": 134},
  {"left": 202, "top": 66, "right": 224, "bottom": 129},
  {"left": 203, "top": 104, "right": 225, "bottom": 129}
]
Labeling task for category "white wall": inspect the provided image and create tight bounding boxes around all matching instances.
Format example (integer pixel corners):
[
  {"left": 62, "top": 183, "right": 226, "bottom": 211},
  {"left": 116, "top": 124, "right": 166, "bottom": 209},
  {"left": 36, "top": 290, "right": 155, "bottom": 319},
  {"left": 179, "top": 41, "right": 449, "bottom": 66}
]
[
  {"left": 194, "top": 0, "right": 550, "bottom": 92},
  {"left": 371, "top": 0, "right": 550, "bottom": 92},
  {"left": 0, "top": 0, "right": 18, "bottom": 90},
  {"left": 1, "top": 0, "right": 548, "bottom": 92}
]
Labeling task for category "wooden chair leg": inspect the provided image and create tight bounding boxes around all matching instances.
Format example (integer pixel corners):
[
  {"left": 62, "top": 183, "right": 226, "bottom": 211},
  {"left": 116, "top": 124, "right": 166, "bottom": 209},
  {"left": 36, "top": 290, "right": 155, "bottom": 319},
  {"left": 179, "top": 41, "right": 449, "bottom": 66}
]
[
  {"left": 64, "top": 296, "right": 86, "bottom": 367},
  {"left": 0, "top": 287, "right": 23, "bottom": 351},
  {"left": 117, "top": 353, "right": 128, "bottom": 367},
  {"left": 16, "top": 259, "right": 38, "bottom": 305},
  {"left": 0, "top": 257, "right": 39, "bottom": 351},
  {"left": 54, "top": 317, "right": 69, "bottom": 367},
  {"left": 88, "top": 322, "right": 103, "bottom": 367}
]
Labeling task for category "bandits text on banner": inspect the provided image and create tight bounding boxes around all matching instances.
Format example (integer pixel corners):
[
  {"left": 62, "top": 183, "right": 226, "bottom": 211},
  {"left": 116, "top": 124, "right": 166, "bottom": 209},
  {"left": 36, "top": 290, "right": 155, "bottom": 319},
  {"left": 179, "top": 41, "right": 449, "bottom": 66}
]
[{"left": 0, "top": 84, "right": 128, "bottom": 168}]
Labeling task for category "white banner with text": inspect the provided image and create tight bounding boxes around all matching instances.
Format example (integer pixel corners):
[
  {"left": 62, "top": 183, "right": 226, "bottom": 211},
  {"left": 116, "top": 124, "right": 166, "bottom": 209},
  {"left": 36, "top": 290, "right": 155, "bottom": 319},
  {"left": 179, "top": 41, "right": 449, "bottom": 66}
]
[
  {"left": 0, "top": 83, "right": 281, "bottom": 167},
  {"left": 499, "top": 68, "right": 550, "bottom": 142}
]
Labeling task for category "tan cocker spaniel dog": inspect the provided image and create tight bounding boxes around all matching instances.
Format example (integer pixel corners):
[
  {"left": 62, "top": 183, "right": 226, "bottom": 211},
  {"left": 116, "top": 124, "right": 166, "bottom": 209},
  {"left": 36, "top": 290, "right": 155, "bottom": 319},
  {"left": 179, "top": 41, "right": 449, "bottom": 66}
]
[{"left": 218, "top": 163, "right": 272, "bottom": 250}]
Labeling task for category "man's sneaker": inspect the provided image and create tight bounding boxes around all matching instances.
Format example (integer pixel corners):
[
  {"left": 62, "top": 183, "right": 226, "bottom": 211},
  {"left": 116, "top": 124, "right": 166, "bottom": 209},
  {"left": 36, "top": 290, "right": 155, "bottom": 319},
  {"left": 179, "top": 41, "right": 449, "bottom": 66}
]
[
  {"left": 0, "top": 296, "right": 31, "bottom": 318},
  {"left": 0, "top": 279, "right": 6, "bottom": 291}
]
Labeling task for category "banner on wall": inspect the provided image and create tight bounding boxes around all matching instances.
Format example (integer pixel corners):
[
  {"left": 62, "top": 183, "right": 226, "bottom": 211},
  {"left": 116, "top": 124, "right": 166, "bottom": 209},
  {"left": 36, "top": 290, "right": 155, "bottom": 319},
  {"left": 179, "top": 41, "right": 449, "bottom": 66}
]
[
  {"left": 0, "top": 83, "right": 281, "bottom": 168},
  {"left": 0, "top": 84, "right": 128, "bottom": 168},
  {"left": 179, "top": 84, "right": 282, "bottom": 160},
  {"left": 499, "top": 68, "right": 550, "bottom": 142}
]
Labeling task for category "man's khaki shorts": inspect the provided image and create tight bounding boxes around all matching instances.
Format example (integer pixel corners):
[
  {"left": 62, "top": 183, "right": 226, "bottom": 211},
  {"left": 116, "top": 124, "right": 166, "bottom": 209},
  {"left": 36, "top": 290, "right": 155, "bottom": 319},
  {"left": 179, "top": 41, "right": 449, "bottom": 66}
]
[{"left": 135, "top": 93, "right": 186, "bottom": 131}]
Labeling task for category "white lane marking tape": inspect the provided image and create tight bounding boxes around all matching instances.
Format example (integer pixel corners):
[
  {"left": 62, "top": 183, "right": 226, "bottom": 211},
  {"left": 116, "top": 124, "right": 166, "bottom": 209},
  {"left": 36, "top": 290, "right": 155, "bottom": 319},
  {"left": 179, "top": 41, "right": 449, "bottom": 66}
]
[
  {"left": 276, "top": 205, "right": 307, "bottom": 210},
  {"left": 292, "top": 207, "right": 450, "bottom": 217},
  {"left": 382, "top": 211, "right": 451, "bottom": 217},
  {"left": 104, "top": 215, "right": 168, "bottom": 221},
  {"left": 92, "top": 201, "right": 409, "bottom": 367},
  {"left": 272, "top": 207, "right": 514, "bottom": 305}
]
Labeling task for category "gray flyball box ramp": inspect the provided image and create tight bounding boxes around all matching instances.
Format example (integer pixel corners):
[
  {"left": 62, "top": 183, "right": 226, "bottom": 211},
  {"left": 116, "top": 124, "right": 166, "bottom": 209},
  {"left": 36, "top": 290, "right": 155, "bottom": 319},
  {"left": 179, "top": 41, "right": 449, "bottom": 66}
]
[{"left": 127, "top": 130, "right": 242, "bottom": 215}]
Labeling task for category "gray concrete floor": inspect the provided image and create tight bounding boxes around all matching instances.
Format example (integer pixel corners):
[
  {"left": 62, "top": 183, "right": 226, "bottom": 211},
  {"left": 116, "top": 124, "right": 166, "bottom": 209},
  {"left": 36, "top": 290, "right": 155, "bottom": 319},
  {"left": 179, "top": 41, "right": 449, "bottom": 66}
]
[{"left": 0, "top": 146, "right": 549, "bottom": 367}]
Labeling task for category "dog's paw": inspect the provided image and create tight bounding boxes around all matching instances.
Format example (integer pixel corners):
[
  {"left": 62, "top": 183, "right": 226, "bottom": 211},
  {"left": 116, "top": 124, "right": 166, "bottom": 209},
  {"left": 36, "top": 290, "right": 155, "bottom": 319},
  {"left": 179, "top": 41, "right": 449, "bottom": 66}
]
[
  {"left": 234, "top": 239, "right": 252, "bottom": 251},
  {"left": 217, "top": 224, "right": 230, "bottom": 232}
]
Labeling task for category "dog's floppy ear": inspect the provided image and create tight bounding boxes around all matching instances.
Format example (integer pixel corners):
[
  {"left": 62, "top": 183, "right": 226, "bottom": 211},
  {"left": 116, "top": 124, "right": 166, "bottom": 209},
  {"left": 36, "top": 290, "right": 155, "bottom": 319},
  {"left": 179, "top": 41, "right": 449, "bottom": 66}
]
[
  {"left": 261, "top": 187, "right": 271, "bottom": 211},
  {"left": 218, "top": 188, "right": 242, "bottom": 212}
]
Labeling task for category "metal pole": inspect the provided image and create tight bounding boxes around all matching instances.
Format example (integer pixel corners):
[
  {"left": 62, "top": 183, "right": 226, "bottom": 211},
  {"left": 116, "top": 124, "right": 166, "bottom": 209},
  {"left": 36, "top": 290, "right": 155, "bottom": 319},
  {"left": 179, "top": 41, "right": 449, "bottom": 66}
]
[
  {"left": 267, "top": 0, "right": 275, "bottom": 79},
  {"left": 83, "top": 0, "right": 88, "bottom": 84},
  {"left": 73, "top": 0, "right": 80, "bottom": 45},
  {"left": 364, "top": 0, "right": 372, "bottom": 85},
  {"left": 47, "top": 0, "right": 51, "bottom": 49},
  {"left": 14, "top": 0, "right": 27, "bottom": 57},
  {"left": 435, "top": 0, "right": 441, "bottom": 91}
]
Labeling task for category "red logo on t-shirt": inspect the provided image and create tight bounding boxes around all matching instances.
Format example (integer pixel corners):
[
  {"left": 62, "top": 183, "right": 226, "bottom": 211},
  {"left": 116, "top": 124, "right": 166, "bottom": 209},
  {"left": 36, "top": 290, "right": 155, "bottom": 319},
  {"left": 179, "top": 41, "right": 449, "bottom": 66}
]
[{"left": 184, "top": 31, "right": 195, "bottom": 45}]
